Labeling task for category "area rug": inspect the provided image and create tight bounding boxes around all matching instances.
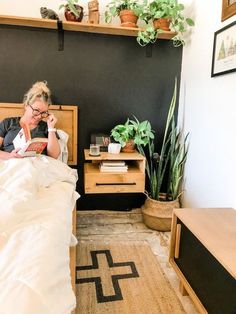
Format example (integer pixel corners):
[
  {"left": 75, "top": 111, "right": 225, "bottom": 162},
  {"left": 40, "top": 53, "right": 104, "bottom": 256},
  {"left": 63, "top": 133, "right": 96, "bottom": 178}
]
[{"left": 76, "top": 241, "right": 186, "bottom": 314}]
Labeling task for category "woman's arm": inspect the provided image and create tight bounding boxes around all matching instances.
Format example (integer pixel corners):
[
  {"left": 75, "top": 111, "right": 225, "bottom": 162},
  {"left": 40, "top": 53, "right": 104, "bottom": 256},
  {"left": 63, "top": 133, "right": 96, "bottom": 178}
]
[
  {"left": 46, "top": 114, "right": 60, "bottom": 159},
  {"left": 0, "top": 137, "right": 23, "bottom": 160}
]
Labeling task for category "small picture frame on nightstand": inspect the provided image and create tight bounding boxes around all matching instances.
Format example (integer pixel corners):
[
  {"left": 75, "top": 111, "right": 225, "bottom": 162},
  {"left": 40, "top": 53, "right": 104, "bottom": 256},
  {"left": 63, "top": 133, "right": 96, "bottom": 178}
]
[{"left": 90, "top": 133, "right": 111, "bottom": 152}]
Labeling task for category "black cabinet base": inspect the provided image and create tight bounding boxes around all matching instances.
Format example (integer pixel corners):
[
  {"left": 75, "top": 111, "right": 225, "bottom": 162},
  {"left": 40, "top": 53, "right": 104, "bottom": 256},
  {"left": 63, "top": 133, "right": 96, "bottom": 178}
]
[
  {"left": 175, "top": 222, "right": 236, "bottom": 314},
  {"left": 77, "top": 193, "right": 146, "bottom": 211}
]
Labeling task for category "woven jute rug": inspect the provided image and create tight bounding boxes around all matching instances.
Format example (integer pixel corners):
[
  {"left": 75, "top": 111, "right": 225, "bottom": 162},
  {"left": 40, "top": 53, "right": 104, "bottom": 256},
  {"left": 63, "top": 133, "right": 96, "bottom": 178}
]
[{"left": 75, "top": 241, "right": 186, "bottom": 314}]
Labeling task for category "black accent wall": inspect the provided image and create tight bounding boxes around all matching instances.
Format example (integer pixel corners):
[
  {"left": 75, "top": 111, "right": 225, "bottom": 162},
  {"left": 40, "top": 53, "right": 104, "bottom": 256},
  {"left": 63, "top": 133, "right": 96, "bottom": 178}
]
[{"left": 0, "top": 24, "right": 182, "bottom": 210}]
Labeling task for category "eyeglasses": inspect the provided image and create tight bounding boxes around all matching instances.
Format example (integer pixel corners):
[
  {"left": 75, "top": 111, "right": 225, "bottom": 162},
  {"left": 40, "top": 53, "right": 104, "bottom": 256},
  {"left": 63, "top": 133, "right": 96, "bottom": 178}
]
[{"left": 29, "top": 104, "right": 49, "bottom": 118}]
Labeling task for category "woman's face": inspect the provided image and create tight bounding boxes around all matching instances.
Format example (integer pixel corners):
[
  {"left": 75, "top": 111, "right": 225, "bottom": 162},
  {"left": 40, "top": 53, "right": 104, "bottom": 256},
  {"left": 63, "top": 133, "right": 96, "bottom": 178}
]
[{"left": 24, "top": 99, "right": 49, "bottom": 125}]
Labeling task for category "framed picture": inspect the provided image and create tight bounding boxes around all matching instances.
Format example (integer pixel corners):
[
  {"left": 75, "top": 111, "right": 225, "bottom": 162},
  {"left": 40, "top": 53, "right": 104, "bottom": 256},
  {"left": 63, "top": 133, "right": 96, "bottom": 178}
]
[
  {"left": 91, "top": 133, "right": 111, "bottom": 151},
  {"left": 222, "top": 0, "right": 236, "bottom": 21},
  {"left": 211, "top": 21, "right": 236, "bottom": 77}
]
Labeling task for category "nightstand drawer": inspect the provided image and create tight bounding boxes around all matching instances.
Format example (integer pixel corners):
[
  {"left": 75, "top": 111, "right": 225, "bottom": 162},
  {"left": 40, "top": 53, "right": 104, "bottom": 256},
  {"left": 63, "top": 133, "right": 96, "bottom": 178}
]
[{"left": 85, "top": 171, "right": 145, "bottom": 193}]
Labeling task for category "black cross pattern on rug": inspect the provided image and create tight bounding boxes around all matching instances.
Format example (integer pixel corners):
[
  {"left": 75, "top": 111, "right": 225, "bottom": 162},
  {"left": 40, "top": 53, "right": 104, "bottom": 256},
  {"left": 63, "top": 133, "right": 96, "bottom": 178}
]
[{"left": 76, "top": 250, "right": 139, "bottom": 303}]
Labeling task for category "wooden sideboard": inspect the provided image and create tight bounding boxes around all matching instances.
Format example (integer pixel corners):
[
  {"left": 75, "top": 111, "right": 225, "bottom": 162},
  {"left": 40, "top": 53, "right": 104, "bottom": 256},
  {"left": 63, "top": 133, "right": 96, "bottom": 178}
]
[{"left": 169, "top": 208, "right": 236, "bottom": 314}]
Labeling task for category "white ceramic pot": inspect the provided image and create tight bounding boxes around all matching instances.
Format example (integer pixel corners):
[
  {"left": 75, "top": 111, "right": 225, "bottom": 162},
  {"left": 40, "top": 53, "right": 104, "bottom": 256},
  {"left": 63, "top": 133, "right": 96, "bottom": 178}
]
[{"left": 108, "top": 143, "right": 121, "bottom": 154}]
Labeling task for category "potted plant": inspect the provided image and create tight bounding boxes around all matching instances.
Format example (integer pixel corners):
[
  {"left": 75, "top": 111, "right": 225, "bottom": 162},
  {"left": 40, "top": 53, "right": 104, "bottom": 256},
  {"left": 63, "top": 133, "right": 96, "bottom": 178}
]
[
  {"left": 137, "top": 79, "right": 189, "bottom": 231},
  {"left": 105, "top": 0, "right": 144, "bottom": 28},
  {"left": 59, "top": 0, "right": 84, "bottom": 22},
  {"left": 137, "top": 0, "right": 194, "bottom": 47},
  {"left": 110, "top": 117, "right": 154, "bottom": 152}
]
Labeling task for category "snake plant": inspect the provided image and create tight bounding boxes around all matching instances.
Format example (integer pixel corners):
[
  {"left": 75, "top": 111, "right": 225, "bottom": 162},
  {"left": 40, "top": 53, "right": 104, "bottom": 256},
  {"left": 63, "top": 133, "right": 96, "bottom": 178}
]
[{"left": 137, "top": 78, "right": 189, "bottom": 201}]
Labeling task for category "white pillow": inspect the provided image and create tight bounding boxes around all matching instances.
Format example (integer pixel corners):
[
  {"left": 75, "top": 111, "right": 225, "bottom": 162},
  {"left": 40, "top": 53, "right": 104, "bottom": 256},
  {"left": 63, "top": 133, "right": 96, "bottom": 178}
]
[{"left": 57, "top": 129, "right": 69, "bottom": 164}]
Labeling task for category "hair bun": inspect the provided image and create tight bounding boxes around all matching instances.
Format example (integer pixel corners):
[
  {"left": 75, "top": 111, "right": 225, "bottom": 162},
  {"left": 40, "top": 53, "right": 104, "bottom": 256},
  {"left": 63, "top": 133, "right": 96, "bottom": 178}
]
[{"left": 23, "top": 81, "right": 52, "bottom": 106}]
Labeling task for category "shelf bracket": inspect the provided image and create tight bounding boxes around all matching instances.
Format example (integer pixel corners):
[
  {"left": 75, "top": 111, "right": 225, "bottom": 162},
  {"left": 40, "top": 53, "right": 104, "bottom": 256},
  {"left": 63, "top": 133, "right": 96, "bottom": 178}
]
[
  {"left": 146, "top": 44, "right": 153, "bottom": 58},
  {"left": 57, "top": 20, "right": 64, "bottom": 51}
]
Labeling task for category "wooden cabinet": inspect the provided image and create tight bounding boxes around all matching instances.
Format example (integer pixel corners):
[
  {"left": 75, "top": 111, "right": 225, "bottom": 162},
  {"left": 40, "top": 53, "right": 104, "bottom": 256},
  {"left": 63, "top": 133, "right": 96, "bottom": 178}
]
[
  {"left": 84, "top": 149, "right": 145, "bottom": 194},
  {"left": 169, "top": 208, "right": 236, "bottom": 314}
]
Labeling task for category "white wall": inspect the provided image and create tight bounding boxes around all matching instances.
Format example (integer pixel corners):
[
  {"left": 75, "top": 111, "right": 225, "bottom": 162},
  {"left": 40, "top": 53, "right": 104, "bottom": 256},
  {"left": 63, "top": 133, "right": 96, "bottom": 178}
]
[
  {"left": 179, "top": 0, "right": 236, "bottom": 209},
  {"left": 0, "top": 0, "right": 110, "bottom": 24},
  {"left": 1, "top": 0, "right": 235, "bottom": 209}
]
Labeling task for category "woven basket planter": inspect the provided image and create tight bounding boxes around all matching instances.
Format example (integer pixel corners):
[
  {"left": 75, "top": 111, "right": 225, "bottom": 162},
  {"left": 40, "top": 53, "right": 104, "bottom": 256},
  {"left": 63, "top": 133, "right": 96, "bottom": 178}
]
[{"left": 141, "top": 194, "right": 180, "bottom": 231}]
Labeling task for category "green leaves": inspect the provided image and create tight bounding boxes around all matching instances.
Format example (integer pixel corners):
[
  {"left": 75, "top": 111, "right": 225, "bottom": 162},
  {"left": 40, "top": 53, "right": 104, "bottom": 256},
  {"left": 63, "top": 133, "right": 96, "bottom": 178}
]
[
  {"left": 131, "top": 117, "right": 155, "bottom": 146},
  {"left": 111, "top": 117, "right": 155, "bottom": 148},
  {"left": 137, "top": 0, "right": 195, "bottom": 47},
  {"left": 186, "top": 17, "right": 194, "bottom": 26},
  {"left": 111, "top": 118, "right": 135, "bottom": 147},
  {"left": 137, "top": 26, "right": 159, "bottom": 46},
  {"left": 105, "top": 0, "right": 143, "bottom": 23},
  {"left": 136, "top": 79, "right": 189, "bottom": 201},
  {"left": 59, "top": 0, "right": 80, "bottom": 17}
]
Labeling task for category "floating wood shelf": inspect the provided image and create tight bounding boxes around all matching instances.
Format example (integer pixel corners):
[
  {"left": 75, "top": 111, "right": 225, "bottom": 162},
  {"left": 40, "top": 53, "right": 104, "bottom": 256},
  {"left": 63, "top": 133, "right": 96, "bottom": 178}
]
[{"left": 0, "top": 15, "right": 176, "bottom": 39}]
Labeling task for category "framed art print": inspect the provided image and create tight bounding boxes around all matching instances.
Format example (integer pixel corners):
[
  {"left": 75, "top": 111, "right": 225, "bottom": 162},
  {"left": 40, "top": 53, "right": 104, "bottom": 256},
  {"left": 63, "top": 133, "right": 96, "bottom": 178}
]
[
  {"left": 211, "top": 21, "right": 236, "bottom": 77},
  {"left": 90, "top": 133, "right": 111, "bottom": 151},
  {"left": 222, "top": 0, "right": 236, "bottom": 21}
]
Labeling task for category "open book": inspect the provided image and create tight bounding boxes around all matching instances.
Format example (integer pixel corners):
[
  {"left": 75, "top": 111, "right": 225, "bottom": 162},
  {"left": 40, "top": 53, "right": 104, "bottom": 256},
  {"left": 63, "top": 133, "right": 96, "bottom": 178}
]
[{"left": 13, "top": 123, "right": 48, "bottom": 157}]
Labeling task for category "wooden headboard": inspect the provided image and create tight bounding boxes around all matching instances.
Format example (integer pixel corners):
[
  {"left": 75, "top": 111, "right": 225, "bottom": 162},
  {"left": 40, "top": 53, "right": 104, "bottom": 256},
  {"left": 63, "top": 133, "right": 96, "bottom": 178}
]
[{"left": 0, "top": 103, "right": 78, "bottom": 165}]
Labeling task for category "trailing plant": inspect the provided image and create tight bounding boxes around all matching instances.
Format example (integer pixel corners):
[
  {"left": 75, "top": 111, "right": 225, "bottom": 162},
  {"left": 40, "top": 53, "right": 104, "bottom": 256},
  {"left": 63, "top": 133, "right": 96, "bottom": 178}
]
[
  {"left": 105, "top": 0, "right": 144, "bottom": 23},
  {"left": 137, "top": 25, "right": 159, "bottom": 46},
  {"left": 59, "top": 0, "right": 81, "bottom": 17},
  {"left": 110, "top": 117, "right": 154, "bottom": 148},
  {"left": 136, "top": 79, "right": 189, "bottom": 201},
  {"left": 137, "top": 0, "right": 194, "bottom": 47}
]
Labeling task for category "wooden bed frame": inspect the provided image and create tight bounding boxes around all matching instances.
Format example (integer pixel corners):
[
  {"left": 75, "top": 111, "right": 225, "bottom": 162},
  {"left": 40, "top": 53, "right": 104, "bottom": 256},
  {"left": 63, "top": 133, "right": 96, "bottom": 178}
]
[{"left": 0, "top": 103, "right": 78, "bottom": 312}]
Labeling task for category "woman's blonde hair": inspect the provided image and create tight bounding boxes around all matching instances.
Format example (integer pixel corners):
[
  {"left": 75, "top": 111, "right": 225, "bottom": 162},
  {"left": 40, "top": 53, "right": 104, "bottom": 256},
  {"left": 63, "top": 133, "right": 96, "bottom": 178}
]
[{"left": 23, "top": 81, "right": 52, "bottom": 107}]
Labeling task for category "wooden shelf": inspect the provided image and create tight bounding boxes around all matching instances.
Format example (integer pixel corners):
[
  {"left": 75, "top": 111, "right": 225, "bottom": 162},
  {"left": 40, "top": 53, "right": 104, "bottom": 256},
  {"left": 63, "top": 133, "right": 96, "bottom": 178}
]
[
  {"left": 84, "top": 149, "right": 146, "bottom": 161},
  {"left": 85, "top": 162, "right": 142, "bottom": 174},
  {"left": 0, "top": 15, "right": 176, "bottom": 39}
]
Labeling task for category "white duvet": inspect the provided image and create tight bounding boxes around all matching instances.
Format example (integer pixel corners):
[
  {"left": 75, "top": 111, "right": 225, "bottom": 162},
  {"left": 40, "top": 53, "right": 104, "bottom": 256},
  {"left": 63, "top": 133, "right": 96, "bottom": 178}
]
[{"left": 0, "top": 156, "right": 79, "bottom": 314}]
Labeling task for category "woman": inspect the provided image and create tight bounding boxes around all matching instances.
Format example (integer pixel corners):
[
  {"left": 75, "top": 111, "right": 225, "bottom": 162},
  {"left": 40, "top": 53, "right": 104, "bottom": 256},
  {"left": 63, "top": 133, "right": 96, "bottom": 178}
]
[{"left": 0, "top": 81, "right": 60, "bottom": 160}]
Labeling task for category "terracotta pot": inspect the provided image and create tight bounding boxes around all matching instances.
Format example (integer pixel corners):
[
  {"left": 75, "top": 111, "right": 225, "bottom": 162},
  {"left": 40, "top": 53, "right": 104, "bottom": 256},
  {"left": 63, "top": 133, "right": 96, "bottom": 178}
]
[
  {"left": 141, "top": 194, "right": 180, "bottom": 231},
  {"left": 121, "top": 139, "right": 136, "bottom": 153},
  {"left": 65, "top": 5, "right": 84, "bottom": 22},
  {"left": 153, "top": 18, "right": 171, "bottom": 31},
  {"left": 119, "top": 9, "right": 138, "bottom": 28}
]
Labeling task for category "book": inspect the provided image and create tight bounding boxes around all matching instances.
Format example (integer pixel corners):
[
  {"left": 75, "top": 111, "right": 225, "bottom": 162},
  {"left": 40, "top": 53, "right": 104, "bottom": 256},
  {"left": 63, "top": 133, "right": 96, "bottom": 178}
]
[
  {"left": 13, "top": 123, "right": 48, "bottom": 157},
  {"left": 99, "top": 165, "right": 128, "bottom": 172},
  {"left": 101, "top": 160, "right": 126, "bottom": 167}
]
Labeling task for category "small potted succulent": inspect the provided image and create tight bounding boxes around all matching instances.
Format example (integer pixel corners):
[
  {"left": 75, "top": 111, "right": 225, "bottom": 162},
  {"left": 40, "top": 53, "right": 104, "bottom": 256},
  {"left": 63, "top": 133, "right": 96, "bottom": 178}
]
[
  {"left": 59, "top": 0, "right": 84, "bottom": 22},
  {"left": 111, "top": 117, "right": 154, "bottom": 153},
  {"left": 137, "top": 0, "right": 194, "bottom": 47},
  {"left": 105, "top": 0, "right": 144, "bottom": 28}
]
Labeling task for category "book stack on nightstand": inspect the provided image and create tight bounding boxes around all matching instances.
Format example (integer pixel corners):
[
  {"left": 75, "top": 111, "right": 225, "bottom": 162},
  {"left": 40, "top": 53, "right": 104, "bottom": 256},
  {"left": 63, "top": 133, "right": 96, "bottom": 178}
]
[{"left": 99, "top": 160, "right": 128, "bottom": 172}]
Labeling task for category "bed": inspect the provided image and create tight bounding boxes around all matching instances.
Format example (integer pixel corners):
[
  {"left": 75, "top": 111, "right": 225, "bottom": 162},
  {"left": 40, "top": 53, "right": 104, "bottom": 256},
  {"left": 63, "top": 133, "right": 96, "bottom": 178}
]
[{"left": 0, "top": 103, "right": 78, "bottom": 314}]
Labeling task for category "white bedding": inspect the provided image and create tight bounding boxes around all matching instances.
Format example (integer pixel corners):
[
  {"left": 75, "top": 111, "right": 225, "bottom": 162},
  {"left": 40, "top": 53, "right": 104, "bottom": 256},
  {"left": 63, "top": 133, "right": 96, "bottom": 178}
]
[{"left": 0, "top": 156, "right": 79, "bottom": 314}]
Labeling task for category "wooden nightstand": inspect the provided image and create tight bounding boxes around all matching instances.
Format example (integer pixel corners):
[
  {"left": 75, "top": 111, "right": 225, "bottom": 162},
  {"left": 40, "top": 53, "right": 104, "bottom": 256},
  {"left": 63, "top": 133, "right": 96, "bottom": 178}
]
[{"left": 84, "top": 149, "right": 146, "bottom": 194}]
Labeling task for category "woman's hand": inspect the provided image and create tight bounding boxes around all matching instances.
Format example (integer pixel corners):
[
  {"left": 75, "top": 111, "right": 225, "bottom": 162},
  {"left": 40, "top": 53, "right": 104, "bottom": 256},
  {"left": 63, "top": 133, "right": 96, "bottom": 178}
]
[
  {"left": 9, "top": 148, "right": 23, "bottom": 159},
  {"left": 46, "top": 113, "right": 60, "bottom": 159},
  {"left": 47, "top": 114, "right": 57, "bottom": 128}
]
